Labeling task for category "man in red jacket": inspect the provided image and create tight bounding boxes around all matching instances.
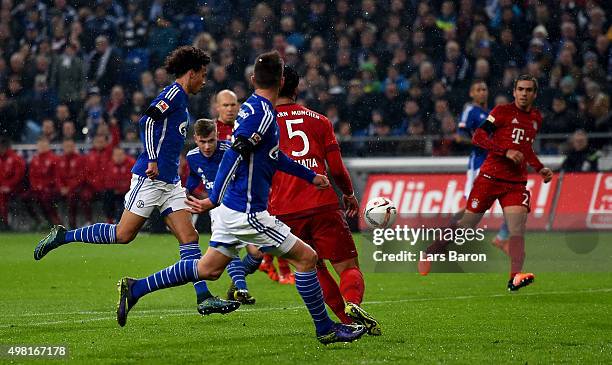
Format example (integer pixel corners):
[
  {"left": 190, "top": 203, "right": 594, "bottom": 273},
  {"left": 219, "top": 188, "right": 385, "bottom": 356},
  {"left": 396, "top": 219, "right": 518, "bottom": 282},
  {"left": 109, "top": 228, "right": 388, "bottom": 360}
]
[
  {"left": 27, "top": 138, "right": 62, "bottom": 226},
  {"left": 103, "top": 146, "right": 135, "bottom": 223},
  {"left": 81, "top": 133, "right": 118, "bottom": 223},
  {"left": 0, "top": 137, "right": 26, "bottom": 230},
  {"left": 57, "top": 139, "right": 85, "bottom": 228}
]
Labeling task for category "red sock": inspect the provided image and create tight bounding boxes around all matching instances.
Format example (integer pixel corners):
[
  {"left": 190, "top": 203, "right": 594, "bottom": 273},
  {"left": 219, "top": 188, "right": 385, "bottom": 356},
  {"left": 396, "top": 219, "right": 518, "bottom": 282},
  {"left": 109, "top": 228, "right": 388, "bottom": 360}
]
[
  {"left": 339, "top": 267, "right": 365, "bottom": 305},
  {"left": 261, "top": 254, "right": 273, "bottom": 265},
  {"left": 278, "top": 257, "right": 291, "bottom": 276},
  {"left": 508, "top": 235, "right": 525, "bottom": 278},
  {"left": 317, "top": 263, "right": 352, "bottom": 324}
]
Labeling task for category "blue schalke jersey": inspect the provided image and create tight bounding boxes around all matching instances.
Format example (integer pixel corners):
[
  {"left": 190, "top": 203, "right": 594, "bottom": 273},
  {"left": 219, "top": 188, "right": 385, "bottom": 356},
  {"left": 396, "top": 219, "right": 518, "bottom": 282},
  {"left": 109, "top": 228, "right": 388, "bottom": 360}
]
[
  {"left": 132, "top": 82, "right": 190, "bottom": 184},
  {"left": 209, "top": 93, "right": 316, "bottom": 213},
  {"left": 185, "top": 141, "right": 230, "bottom": 195},
  {"left": 458, "top": 103, "right": 489, "bottom": 170}
]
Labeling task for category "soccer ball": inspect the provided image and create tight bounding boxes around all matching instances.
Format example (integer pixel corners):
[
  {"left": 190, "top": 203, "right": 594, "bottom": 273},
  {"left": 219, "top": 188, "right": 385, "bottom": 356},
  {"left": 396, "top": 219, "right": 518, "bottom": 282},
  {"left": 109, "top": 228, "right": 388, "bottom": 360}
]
[{"left": 364, "top": 197, "right": 397, "bottom": 229}]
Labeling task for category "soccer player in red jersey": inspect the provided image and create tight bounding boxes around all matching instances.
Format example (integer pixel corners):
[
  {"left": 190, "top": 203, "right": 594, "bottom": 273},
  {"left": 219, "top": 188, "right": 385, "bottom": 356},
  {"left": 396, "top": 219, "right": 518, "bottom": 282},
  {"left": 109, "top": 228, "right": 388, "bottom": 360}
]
[
  {"left": 215, "top": 89, "right": 239, "bottom": 142},
  {"left": 420, "top": 75, "right": 553, "bottom": 291},
  {"left": 0, "top": 136, "right": 26, "bottom": 231},
  {"left": 57, "top": 139, "right": 86, "bottom": 228},
  {"left": 269, "top": 66, "right": 380, "bottom": 334}
]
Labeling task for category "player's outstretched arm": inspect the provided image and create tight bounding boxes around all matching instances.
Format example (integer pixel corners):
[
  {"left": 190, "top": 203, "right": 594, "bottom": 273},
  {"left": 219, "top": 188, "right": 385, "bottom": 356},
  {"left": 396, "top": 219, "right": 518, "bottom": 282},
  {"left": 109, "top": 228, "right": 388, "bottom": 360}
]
[{"left": 277, "top": 151, "right": 328, "bottom": 187}]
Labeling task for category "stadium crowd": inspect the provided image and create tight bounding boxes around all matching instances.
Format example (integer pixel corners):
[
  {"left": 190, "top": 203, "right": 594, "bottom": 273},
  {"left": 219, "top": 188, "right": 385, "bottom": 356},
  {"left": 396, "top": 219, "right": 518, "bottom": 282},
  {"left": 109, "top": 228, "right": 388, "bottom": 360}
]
[{"left": 0, "top": 0, "right": 611, "bottom": 229}]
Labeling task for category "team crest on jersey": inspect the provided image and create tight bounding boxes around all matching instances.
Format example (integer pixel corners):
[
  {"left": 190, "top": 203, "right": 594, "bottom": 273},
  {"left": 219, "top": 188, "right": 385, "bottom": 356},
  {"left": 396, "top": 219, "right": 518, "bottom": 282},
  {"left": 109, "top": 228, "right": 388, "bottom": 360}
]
[
  {"left": 238, "top": 109, "right": 250, "bottom": 119},
  {"left": 511, "top": 118, "right": 519, "bottom": 124},
  {"left": 179, "top": 121, "right": 188, "bottom": 137},
  {"left": 155, "top": 100, "right": 169, "bottom": 113},
  {"left": 471, "top": 199, "right": 479, "bottom": 209},
  {"left": 137, "top": 200, "right": 145, "bottom": 208}
]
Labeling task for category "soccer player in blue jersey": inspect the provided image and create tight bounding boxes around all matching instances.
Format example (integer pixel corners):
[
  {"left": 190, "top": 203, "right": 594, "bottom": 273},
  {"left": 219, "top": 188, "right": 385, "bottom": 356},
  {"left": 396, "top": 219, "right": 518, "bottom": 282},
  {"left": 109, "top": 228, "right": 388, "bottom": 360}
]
[
  {"left": 34, "top": 46, "right": 240, "bottom": 316},
  {"left": 116, "top": 51, "right": 367, "bottom": 344},
  {"left": 185, "top": 118, "right": 262, "bottom": 305}
]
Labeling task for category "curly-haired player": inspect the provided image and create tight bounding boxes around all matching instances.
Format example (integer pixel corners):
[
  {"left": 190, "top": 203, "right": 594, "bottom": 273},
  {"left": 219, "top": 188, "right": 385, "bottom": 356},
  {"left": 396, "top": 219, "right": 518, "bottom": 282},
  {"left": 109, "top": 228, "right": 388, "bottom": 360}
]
[{"left": 34, "top": 46, "right": 240, "bottom": 316}]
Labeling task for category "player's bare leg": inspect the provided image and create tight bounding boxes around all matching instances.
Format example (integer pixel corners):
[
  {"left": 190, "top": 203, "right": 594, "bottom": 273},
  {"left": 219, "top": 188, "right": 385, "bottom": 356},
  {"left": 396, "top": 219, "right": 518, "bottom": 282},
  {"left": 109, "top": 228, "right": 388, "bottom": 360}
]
[
  {"left": 331, "top": 258, "right": 381, "bottom": 336},
  {"left": 418, "top": 211, "right": 484, "bottom": 275},
  {"left": 503, "top": 206, "right": 533, "bottom": 291},
  {"left": 115, "top": 210, "right": 147, "bottom": 243}
]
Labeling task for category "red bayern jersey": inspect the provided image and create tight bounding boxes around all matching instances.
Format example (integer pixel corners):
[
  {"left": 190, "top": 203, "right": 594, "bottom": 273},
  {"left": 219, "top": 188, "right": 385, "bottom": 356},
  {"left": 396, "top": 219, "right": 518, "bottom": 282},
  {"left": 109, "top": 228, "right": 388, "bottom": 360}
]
[
  {"left": 84, "top": 147, "right": 113, "bottom": 192},
  {"left": 29, "top": 150, "right": 60, "bottom": 192},
  {"left": 269, "top": 103, "right": 353, "bottom": 217},
  {"left": 216, "top": 119, "right": 234, "bottom": 141},
  {"left": 57, "top": 152, "right": 85, "bottom": 192},
  {"left": 105, "top": 155, "right": 136, "bottom": 194},
  {"left": 475, "top": 102, "right": 544, "bottom": 182},
  {"left": 0, "top": 148, "right": 26, "bottom": 191}
]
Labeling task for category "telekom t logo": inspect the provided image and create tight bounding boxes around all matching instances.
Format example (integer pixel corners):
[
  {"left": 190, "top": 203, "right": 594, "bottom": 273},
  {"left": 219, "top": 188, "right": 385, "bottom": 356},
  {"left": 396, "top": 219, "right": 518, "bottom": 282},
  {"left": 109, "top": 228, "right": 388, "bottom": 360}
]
[{"left": 512, "top": 128, "right": 525, "bottom": 144}]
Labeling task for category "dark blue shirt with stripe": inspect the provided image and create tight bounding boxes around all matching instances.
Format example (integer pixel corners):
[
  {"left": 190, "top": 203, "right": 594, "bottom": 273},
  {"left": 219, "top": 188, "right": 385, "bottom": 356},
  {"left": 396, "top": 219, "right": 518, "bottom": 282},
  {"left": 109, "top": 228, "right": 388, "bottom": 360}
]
[
  {"left": 132, "top": 82, "right": 190, "bottom": 184},
  {"left": 185, "top": 141, "right": 230, "bottom": 195}
]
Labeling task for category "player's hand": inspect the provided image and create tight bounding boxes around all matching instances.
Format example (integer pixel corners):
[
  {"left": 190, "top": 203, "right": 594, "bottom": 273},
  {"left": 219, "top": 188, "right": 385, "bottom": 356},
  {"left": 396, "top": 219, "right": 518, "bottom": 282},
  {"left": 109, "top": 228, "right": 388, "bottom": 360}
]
[
  {"left": 312, "top": 174, "right": 330, "bottom": 190},
  {"left": 146, "top": 162, "right": 159, "bottom": 180},
  {"left": 505, "top": 149, "right": 524, "bottom": 164},
  {"left": 185, "top": 196, "right": 215, "bottom": 214},
  {"left": 539, "top": 167, "right": 553, "bottom": 183},
  {"left": 343, "top": 194, "right": 359, "bottom": 218}
]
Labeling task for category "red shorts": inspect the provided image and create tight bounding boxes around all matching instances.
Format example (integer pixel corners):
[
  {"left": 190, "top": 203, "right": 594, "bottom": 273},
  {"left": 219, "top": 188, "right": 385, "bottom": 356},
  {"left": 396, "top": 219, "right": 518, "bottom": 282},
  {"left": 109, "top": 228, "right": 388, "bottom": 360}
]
[
  {"left": 280, "top": 209, "right": 357, "bottom": 262},
  {"left": 466, "top": 174, "right": 531, "bottom": 213}
]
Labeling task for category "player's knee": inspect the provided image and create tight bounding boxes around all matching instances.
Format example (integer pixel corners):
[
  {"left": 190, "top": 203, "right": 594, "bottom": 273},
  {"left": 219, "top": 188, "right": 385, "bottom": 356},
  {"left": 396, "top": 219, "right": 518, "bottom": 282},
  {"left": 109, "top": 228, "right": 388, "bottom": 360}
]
[
  {"left": 200, "top": 267, "right": 223, "bottom": 281},
  {"left": 115, "top": 226, "right": 137, "bottom": 244}
]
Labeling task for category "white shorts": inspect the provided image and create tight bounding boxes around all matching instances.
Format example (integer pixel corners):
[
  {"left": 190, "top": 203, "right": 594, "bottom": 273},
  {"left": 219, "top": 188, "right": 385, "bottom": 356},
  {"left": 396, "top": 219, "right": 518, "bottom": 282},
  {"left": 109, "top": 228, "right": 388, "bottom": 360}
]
[
  {"left": 464, "top": 168, "right": 480, "bottom": 199},
  {"left": 124, "top": 174, "right": 188, "bottom": 218},
  {"left": 209, "top": 204, "right": 298, "bottom": 258}
]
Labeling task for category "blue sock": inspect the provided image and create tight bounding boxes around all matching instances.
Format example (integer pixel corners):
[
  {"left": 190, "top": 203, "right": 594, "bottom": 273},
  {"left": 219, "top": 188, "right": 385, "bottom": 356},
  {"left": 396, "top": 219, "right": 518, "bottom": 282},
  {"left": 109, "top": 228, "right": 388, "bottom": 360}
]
[
  {"left": 64, "top": 223, "right": 117, "bottom": 243},
  {"left": 227, "top": 258, "right": 247, "bottom": 290},
  {"left": 294, "top": 270, "right": 335, "bottom": 335},
  {"left": 242, "top": 253, "right": 263, "bottom": 275},
  {"left": 131, "top": 259, "right": 199, "bottom": 300},
  {"left": 179, "top": 242, "right": 212, "bottom": 302},
  {"left": 497, "top": 221, "right": 510, "bottom": 240}
]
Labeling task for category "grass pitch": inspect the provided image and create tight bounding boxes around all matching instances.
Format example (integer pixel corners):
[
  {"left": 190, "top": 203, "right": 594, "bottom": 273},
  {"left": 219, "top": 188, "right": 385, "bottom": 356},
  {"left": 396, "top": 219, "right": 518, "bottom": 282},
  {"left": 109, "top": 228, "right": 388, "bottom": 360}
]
[{"left": 1, "top": 232, "right": 611, "bottom": 364}]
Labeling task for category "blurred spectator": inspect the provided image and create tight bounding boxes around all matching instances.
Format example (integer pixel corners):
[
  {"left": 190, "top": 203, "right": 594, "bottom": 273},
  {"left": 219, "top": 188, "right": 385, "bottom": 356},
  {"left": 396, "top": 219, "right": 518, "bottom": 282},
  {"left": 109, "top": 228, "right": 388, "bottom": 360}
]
[
  {"left": 103, "top": 146, "right": 135, "bottom": 223},
  {"left": 148, "top": 17, "right": 179, "bottom": 68},
  {"left": 57, "top": 138, "right": 85, "bottom": 228},
  {"left": 543, "top": 93, "right": 580, "bottom": 134},
  {"left": 0, "top": 136, "right": 26, "bottom": 230},
  {"left": 87, "top": 35, "right": 122, "bottom": 96},
  {"left": 49, "top": 43, "right": 85, "bottom": 109},
  {"left": 26, "top": 138, "right": 62, "bottom": 226},
  {"left": 105, "top": 85, "right": 129, "bottom": 127},
  {"left": 41, "top": 118, "right": 60, "bottom": 143},
  {"left": 61, "top": 120, "right": 80, "bottom": 141},
  {"left": 0, "top": 92, "right": 19, "bottom": 141},
  {"left": 561, "top": 130, "right": 600, "bottom": 172}
]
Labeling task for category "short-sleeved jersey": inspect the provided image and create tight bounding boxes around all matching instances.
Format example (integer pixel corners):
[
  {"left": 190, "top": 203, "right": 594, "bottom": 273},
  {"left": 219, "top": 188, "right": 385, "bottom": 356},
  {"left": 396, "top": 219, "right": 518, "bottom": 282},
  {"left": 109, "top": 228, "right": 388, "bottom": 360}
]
[
  {"left": 132, "top": 82, "right": 190, "bottom": 184},
  {"left": 269, "top": 103, "right": 340, "bottom": 216},
  {"left": 458, "top": 103, "right": 489, "bottom": 170},
  {"left": 185, "top": 141, "right": 230, "bottom": 195},
  {"left": 479, "top": 103, "right": 543, "bottom": 182},
  {"left": 211, "top": 93, "right": 282, "bottom": 213}
]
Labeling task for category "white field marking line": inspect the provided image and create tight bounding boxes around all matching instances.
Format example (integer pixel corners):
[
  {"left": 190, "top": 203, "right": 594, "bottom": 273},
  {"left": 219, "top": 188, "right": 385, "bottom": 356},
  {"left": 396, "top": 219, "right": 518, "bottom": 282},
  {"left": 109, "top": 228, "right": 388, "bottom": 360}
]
[{"left": 1, "top": 288, "right": 611, "bottom": 328}]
